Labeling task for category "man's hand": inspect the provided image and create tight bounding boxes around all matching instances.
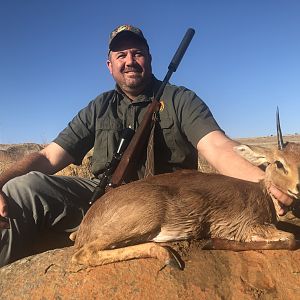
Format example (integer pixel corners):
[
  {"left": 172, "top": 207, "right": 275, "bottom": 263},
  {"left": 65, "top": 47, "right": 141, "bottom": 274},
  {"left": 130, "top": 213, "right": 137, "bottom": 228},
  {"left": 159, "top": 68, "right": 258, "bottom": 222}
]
[
  {"left": 268, "top": 184, "right": 294, "bottom": 216},
  {"left": 0, "top": 142, "right": 74, "bottom": 231},
  {"left": 0, "top": 191, "right": 10, "bottom": 229}
]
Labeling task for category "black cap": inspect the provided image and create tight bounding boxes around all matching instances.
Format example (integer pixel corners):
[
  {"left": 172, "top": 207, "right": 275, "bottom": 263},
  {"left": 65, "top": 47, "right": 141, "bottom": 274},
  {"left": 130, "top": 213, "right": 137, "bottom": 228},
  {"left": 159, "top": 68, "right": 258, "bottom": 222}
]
[{"left": 108, "top": 24, "right": 149, "bottom": 51}]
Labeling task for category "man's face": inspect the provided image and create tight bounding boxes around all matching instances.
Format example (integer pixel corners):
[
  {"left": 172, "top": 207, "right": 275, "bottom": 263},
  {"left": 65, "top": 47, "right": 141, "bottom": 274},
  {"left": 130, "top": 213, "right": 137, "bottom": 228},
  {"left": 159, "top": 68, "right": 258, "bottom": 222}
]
[{"left": 107, "top": 35, "right": 152, "bottom": 98}]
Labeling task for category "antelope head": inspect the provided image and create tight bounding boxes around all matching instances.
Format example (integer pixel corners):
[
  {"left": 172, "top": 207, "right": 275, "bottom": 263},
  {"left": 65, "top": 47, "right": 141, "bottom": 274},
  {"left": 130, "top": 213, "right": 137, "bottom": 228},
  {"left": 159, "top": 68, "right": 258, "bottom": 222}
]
[{"left": 234, "top": 109, "right": 300, "bottom": 199}]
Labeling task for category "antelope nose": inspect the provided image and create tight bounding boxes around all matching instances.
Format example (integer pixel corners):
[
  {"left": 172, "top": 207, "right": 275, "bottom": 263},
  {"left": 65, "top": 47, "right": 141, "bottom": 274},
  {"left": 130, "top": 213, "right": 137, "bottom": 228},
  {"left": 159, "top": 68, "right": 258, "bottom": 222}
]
[
  {"left": 288, "top": 184, "right": 300, "bottom": 198},
  {"left": 297, "top": 184, "right": 300, "bottom": 195}
]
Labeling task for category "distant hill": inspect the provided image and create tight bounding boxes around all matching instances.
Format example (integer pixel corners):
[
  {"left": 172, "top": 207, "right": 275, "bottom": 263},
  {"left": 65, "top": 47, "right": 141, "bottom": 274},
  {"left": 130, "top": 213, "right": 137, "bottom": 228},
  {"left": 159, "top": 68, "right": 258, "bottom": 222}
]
[{"left": 236, "top": 134, "right": 300, "bottom": 146}]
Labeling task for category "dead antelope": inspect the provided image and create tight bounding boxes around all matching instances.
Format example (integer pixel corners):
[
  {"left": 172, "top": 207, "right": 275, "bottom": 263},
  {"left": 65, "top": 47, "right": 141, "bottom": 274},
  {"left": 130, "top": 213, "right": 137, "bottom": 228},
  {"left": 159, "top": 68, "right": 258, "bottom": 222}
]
[{"left": 70, "top": 112, "right": 300, "bottom": 269}]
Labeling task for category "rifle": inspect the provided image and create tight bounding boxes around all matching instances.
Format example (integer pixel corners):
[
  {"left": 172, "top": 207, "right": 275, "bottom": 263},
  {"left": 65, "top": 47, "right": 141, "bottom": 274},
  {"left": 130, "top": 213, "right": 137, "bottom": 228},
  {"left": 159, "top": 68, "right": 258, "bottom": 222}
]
[
  {"left": 88, "top": 127, "right": 134, "bottom": 205},
  {"left": 89, "top": 28, "right": 195, "bottom": 205}
]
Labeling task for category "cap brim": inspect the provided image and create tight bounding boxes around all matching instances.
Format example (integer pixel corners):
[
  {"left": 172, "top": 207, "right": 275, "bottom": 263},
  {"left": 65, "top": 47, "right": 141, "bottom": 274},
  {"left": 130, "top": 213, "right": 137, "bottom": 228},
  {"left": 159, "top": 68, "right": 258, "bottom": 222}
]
[{"left": 109, "top": 31, "right": 148, "bottom": 51}]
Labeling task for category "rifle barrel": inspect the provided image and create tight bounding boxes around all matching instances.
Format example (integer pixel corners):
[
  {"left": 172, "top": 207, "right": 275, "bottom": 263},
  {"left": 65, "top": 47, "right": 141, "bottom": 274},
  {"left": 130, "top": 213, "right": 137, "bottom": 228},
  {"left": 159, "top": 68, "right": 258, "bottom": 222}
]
[
  {"left": 168, "top": 28, "right": 195, "bottom": 73},
  {"left": 155, "top": 28, "right": 195, "bottom": 101}
]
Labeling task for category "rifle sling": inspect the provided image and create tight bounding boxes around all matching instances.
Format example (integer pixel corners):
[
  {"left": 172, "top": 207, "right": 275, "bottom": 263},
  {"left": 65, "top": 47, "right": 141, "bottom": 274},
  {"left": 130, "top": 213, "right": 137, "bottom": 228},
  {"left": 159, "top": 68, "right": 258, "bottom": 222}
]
[{"left": 144, "top": 112, "right": 158, "bottom": 178}]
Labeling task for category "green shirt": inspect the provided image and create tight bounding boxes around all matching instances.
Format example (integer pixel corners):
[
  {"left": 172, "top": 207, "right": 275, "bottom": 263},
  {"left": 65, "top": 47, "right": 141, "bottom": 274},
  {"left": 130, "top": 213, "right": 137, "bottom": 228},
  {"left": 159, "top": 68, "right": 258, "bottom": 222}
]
[{"left": 54, "top": 77, "right": 222, "bottom": 181}]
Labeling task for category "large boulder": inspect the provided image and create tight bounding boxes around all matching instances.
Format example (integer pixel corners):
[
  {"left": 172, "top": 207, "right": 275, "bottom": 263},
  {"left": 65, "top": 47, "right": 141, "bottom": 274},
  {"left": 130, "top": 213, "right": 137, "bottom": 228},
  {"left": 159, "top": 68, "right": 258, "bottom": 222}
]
[{"left": 1, "top": 239, "right": 300, "bottom": 300}]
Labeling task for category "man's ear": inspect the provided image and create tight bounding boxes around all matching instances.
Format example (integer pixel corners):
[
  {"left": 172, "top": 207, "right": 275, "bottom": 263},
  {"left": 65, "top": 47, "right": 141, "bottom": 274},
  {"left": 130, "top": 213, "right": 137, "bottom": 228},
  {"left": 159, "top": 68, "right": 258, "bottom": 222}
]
[{"left": 106, "top": 59, "right": 113, "bottom": 74}]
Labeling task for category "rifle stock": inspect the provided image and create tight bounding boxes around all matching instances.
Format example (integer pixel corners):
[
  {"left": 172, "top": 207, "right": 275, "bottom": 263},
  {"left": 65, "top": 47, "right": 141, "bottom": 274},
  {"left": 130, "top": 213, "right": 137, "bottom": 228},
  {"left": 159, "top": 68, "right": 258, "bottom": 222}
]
[{"left": 110, "top": 28, "right": 195, "bottom": 186}]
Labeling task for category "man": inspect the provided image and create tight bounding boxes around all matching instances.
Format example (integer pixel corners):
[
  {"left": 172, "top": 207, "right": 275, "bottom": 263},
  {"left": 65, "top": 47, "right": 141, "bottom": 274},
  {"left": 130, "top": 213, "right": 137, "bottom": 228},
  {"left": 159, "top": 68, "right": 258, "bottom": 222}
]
[{"left": 0, "top": 25, "right": 292, "bottom": 267}]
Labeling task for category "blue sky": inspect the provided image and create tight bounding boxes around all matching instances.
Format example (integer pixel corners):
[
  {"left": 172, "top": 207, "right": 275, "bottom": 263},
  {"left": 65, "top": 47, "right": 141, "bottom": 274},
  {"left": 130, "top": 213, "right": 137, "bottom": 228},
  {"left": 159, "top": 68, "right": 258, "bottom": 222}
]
[{"left": 0, "top": 0, "right": 299, "bottom": 143}]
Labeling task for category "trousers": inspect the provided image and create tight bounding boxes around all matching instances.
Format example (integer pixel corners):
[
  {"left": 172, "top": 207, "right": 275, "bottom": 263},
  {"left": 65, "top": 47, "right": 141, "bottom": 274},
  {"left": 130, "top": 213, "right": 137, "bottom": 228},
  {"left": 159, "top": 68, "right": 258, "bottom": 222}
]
[{"left": 0, "top": 171, "right": 98, "bottom": 267}]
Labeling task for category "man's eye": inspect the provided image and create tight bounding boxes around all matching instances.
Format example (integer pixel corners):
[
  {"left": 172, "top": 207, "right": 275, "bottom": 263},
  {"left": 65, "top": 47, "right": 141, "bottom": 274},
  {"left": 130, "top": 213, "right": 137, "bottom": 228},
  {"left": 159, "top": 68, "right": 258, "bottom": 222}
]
[{"left": 134, "top": 52, "right": 143, "bottom": 57}]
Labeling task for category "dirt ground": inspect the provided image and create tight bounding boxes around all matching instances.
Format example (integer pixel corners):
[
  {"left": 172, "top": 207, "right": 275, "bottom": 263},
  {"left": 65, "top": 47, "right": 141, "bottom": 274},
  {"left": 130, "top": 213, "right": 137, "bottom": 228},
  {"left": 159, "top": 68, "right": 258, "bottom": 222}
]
[{"left": 1, "top": 239, "right": 300, "bottom": 299}]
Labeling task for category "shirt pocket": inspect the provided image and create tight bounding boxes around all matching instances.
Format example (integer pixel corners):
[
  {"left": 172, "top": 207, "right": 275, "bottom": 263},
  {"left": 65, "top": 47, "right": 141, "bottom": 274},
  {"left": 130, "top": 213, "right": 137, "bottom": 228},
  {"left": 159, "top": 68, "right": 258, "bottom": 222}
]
[
  {"left": 157, "top": 114, "right": 175, "bottom": 150},
  {"left": 92, "top": 118, "right": 123, "bottom": 173}
]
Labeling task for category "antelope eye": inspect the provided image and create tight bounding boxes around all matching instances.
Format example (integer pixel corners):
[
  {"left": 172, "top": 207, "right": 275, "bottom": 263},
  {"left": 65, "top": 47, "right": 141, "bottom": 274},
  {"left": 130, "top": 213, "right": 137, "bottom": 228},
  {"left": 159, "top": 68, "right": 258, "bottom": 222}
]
[{"left": 274, "top": 160, "right": 287, "bottom": 173}]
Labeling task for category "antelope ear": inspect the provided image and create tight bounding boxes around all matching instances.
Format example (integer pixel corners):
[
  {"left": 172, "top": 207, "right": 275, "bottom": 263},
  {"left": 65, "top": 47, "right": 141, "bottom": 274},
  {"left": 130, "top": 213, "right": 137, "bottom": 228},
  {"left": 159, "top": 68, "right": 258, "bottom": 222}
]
[{"left": 234, "top": 144, "right": 273, "bottom": 166}]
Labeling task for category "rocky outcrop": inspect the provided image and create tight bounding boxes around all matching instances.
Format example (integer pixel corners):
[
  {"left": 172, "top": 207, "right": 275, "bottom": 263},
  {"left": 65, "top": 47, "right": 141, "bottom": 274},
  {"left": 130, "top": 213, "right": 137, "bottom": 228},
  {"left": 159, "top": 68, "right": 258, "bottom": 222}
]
[
  {"left": 0, "top": 143, "right": 43, "bottom": 161},
  {"left": 1, "top": 239, "right": 300, "bottom": 300},
  {"left": 1, "top": 138, "right": 300, "bottom": 299}
]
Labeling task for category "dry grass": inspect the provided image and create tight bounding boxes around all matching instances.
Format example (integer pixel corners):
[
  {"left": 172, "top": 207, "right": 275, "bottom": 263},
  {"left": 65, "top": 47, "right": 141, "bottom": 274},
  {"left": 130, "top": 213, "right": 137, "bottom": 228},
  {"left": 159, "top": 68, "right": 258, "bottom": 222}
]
[
  {"left": 55, "top": 150, "right": 94, "bottom": 179},
  {"left": 0, "top": 146, "right": 94, "bottom": 178},
  {"left": 1, "top": 135, "right": 300, "bottom": 177},
  {"left": 198, "top": 156, "right": 217, "bottom": 173},
  {"left": 0, "top": 161, "right": 13, "bottom": 175},
  {"left": 0, "top": 149, "right": 214, "bottom": 177}
]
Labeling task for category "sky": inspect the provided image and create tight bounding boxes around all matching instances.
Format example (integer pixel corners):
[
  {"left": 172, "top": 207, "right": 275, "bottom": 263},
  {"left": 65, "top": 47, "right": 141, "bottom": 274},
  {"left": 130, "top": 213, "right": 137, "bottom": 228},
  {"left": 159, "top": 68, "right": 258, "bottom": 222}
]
[{"left": 0, "top": 0, "right": 299, "bottom": 143}]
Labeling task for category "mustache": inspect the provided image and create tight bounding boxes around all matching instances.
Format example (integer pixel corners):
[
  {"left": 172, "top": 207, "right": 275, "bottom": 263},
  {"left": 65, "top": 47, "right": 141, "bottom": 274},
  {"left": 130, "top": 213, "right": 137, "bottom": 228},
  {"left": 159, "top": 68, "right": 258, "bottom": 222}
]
[{"left": 123, "top": 66, "right": 143, "bottom": 73}]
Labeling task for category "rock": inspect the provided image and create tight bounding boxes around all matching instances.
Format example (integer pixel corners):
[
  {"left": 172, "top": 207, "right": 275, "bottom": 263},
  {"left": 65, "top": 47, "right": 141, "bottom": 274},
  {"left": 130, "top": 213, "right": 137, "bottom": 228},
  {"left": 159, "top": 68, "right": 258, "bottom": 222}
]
[
  {"left": 0, "top": 143, "right": 43, "bottom": 162},
  {"left": 1, "top": 241, "right": 300, "bottom": 299},
  {"left": 0, "top": 143, "right": 44, "bottom": 173}
]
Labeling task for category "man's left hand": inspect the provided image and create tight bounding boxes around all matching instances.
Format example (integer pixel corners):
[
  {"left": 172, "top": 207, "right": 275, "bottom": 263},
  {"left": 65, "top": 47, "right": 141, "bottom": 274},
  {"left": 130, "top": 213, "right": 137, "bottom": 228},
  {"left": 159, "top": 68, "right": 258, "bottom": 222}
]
[{"left": 268, "top": 184, "right": 294, "bottom": 216}]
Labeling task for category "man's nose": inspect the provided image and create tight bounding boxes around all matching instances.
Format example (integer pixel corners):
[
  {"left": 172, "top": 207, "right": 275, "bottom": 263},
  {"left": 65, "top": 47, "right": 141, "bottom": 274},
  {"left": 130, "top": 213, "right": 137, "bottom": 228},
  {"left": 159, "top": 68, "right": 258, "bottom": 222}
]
[{"left": 125, "top": 53, "right": 135, "bottom": 65}]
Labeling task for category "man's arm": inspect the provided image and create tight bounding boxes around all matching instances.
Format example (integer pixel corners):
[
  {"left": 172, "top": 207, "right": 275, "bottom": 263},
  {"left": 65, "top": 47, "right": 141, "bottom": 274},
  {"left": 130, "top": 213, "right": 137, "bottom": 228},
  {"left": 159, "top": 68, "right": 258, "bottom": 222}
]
[
  {"left": 197, "top": 130, "right": 293, "bottom": 213},
  {"left": 0, "top": 142, "right": 74, "bottom": 217},
  {"left": 197, "top": 130, "right": 264, "bottom": 181}
]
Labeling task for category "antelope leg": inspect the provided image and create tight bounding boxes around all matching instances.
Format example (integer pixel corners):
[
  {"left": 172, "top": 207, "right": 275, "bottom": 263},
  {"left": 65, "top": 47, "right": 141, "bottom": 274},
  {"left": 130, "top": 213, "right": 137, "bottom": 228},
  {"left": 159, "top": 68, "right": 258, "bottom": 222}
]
[{"left": 72, "top": 241, "right": 183, "bottom": 269}]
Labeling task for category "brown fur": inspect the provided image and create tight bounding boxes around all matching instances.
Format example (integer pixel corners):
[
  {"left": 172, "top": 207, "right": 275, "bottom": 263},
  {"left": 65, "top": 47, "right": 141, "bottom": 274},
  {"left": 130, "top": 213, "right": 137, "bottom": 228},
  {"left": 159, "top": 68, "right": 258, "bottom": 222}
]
[{"left": 71, "top": 143, "right": 300, "bottom": 268}]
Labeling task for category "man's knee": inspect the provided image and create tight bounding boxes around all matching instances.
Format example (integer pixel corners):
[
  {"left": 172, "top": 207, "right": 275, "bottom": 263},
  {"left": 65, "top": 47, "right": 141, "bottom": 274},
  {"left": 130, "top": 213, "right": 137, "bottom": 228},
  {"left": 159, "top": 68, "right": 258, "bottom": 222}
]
[
  {"left": 2, "top": 171, "right": 48, "bottom": 221},
  {"left": 3, "top": 171, "right": 45, "bottom": 197}
]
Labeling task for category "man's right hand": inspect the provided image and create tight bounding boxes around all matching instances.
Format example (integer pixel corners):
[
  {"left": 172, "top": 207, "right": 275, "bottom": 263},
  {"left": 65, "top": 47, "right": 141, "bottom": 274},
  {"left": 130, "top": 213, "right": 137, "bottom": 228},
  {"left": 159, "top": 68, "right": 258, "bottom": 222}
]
[
  {"left": 0, "top": 142, "right": 75, "bottom": 230},
  {"left": 0, "top": 191, "right": 10, "bottom": 229}
]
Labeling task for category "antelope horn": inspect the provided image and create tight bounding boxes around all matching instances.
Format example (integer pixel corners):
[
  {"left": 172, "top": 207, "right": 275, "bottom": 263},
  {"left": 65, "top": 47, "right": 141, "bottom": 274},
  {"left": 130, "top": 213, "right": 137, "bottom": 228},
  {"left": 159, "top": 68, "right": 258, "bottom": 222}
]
[{"left": 276, "top": 107, "right": 284, "bottom": 150}]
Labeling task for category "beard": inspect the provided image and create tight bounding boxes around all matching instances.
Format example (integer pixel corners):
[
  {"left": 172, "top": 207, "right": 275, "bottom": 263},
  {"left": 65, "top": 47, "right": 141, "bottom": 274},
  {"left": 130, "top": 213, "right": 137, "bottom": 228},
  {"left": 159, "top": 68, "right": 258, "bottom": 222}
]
[
  {"left": 111, "top": 62, "right": 152, "bottom": 96},
  {"left": 123, "top": 73, "right": 144, "bottom": 89},
  {"left": 118, "top": 70, "right": 151, "bottom": 93}
]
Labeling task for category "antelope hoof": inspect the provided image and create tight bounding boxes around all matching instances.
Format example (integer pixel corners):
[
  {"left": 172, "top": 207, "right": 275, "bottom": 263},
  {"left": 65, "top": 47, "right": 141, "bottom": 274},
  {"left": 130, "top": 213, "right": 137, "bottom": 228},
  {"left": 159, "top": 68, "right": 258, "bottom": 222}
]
[
  {"left": 249, "top": 229, "right": 297, "bottom": 250},
  {"left": 71, "top": 248, "right": 89, "bottom": 265},
  {"left": 163, "top": 246, "right": 185, "bottom": 270}
]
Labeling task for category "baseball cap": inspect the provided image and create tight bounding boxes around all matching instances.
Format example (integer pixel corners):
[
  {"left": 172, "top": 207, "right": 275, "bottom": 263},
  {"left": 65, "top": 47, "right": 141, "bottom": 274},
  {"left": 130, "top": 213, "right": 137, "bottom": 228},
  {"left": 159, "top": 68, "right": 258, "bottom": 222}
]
[{"left": 108, "top": 24, "right": 149, "bottom": 51}]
